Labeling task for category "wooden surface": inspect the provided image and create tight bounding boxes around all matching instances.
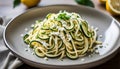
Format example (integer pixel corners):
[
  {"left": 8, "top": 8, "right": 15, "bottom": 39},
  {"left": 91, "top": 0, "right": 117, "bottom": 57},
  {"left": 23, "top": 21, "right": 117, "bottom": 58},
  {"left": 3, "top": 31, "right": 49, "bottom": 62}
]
[{"left": 0, "top": 0, "right": 120, "bottom": 69}]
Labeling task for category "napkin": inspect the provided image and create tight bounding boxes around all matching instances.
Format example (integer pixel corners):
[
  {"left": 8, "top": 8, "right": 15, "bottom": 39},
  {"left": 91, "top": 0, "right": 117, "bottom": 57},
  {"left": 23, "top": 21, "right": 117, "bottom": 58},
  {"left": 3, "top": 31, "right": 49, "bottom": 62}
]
[{"left": 0, "top": 17, "right": 23, "bottom": 69}]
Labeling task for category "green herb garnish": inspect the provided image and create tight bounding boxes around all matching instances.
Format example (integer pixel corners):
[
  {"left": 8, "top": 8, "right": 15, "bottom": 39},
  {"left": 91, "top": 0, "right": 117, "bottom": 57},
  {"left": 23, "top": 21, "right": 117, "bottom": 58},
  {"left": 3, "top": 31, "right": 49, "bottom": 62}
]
[{"left": 57, "top": 13, "right": 71, "bottom": 20}]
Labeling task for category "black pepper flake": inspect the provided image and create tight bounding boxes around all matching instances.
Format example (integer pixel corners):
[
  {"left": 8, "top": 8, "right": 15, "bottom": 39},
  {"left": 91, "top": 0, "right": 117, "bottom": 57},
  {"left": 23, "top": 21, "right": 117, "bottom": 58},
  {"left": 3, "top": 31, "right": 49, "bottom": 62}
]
[{"left": 99, "top": 46, "right": 103, "bottom": 48}]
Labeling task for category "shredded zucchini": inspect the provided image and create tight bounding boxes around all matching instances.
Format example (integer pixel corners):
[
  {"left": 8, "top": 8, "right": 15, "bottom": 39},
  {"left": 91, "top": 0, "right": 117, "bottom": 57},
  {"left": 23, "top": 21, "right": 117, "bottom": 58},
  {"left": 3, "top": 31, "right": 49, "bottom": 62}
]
[{"left": 23, "top": 11, "right": 101, "bottom": 60}]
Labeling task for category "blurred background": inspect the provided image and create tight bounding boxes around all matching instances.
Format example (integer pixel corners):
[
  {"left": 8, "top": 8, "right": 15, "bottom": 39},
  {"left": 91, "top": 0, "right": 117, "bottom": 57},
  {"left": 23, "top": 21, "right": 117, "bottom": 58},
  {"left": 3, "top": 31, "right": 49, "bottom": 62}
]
[{"left": 0, "top": 0, "right": 119, "bottom": 20}]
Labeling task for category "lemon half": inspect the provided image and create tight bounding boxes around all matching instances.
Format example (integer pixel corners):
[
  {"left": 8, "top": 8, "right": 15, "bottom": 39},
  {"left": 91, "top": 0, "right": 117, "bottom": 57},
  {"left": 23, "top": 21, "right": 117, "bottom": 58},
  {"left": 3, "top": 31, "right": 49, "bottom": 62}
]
[
  {"left": 21, "top": 0, "right": 41, "bottom": 8},
  {"left": 106, "top": 0, "right": 120, "bottom": 15}
]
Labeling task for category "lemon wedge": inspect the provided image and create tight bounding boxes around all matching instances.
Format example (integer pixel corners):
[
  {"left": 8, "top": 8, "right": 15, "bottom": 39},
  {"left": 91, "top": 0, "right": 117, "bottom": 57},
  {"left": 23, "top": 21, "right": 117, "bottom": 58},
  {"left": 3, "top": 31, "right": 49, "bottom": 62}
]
[
  {"left": 21, "top": 0, "right": 41, "bottom": 8},
  {"left": 106, "top": 0, "right": 120, "bottom": 15}
]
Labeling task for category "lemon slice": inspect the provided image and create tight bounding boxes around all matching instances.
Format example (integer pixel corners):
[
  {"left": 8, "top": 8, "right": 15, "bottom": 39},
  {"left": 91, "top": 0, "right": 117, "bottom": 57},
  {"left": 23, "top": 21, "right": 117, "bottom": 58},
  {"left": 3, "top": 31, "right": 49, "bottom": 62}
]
[
  {"left": 106, "top": 0, "right": 120, "bottom": 15},
  {"left": 21, "top": 0, "right": 41, "bottom": 8},
  {"left": 99, "top": 0, "right": 106, "bottom": 4}
]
